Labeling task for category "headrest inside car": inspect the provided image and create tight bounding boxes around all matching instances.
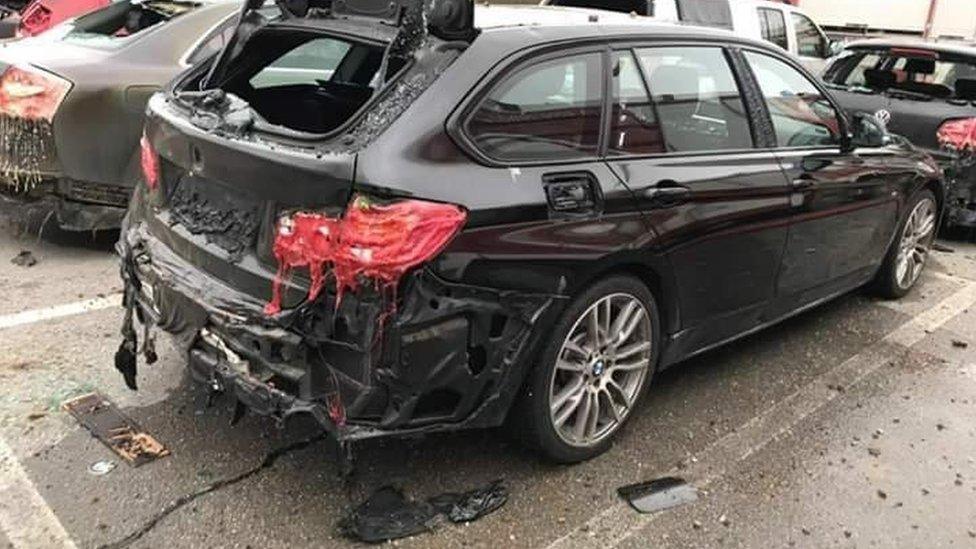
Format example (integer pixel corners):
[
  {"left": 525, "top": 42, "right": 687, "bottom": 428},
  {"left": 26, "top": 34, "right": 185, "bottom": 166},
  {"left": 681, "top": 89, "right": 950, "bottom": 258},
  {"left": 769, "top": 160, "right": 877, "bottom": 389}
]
[
  {"left": 955, "top": 78, "right": 976, "bottom": 100},
  {"left": 904, "top": 58, "right": 936, "bottom": 74},
  {"left": 864, "top": 69, "right": 895, "bottom": 89}
]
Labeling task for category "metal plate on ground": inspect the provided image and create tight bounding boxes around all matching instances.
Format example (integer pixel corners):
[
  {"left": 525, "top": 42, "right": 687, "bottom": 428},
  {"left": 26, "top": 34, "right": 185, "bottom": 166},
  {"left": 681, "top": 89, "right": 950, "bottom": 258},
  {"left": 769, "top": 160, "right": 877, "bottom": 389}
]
[{"left": 62, "top": 392, "right": 170, "bottom": 466}]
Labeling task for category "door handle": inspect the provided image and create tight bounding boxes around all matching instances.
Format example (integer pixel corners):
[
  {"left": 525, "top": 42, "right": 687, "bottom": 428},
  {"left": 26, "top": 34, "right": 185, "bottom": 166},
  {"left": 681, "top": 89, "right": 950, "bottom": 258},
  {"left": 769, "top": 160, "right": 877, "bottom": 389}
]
[
  {"left": 644, "top": 181, "right": 691, "bottom": 207},
  {"left": 792, "top": 176, "right": 815, "bottom": 191}
]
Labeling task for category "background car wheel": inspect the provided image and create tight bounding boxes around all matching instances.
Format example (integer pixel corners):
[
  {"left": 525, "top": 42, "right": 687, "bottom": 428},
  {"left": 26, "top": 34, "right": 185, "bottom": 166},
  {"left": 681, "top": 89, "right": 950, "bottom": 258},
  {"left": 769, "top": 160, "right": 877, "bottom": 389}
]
[
  {"left": 872, "top": 189, "right": 938, "bottom": 299},
  {"left": 514, "top": 275, "right": 660, "bottom": 463}
]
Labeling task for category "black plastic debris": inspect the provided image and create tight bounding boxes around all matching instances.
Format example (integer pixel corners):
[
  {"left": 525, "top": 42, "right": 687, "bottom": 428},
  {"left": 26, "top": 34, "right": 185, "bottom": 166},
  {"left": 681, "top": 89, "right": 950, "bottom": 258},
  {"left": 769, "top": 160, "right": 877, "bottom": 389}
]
[
  {"left": 428, "top": 480, "right": 508, "bottom": 523},
  {"left": 10, "top": 250, "right": 36, "bottom": 267},
  {"left": 340, "top": 481, "right": 508, "bottom": 543},
  {"left": 617, "top": 477, "right": 698, "bottom": 514}
]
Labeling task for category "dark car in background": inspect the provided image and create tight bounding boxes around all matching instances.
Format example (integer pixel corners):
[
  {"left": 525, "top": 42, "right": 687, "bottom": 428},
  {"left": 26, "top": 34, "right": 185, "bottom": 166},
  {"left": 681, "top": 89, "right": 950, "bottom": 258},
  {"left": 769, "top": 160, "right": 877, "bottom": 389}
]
[
  {"left": 117, "top": 0, "right": 944, "bottom": 463},
  {"left": 0, "top": 0, "right": 239, "bottom": 230},
  {"left": 823, "top": 40, "right": 976, "bottom": 230}
]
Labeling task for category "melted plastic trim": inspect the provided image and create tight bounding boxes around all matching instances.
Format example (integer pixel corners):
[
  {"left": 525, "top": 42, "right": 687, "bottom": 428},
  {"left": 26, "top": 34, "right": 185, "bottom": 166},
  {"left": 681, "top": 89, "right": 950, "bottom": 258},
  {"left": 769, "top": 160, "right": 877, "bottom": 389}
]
[{"left": 117, "top": 221, "right": 562, "bottom": 440}]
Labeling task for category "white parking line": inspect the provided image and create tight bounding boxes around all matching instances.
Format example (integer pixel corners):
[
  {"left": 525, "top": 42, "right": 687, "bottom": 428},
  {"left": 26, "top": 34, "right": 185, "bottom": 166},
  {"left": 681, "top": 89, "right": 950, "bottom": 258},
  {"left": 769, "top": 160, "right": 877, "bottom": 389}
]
[
  {"left": 0, "top": 437, "right": 77, "bottom": 549},
  {"left": 547, "top": 279, "right": 976, "bottom": 549},
  {"left": 0, "top": 294, "right": 122, "bottom": 330}
]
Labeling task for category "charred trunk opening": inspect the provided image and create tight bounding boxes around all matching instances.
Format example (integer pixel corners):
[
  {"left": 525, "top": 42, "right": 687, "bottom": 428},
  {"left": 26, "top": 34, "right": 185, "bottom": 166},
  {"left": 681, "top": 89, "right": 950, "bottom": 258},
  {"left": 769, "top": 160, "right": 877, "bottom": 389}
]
[{"left": 213, "top": 28, "right": 390, "bottom": 134}]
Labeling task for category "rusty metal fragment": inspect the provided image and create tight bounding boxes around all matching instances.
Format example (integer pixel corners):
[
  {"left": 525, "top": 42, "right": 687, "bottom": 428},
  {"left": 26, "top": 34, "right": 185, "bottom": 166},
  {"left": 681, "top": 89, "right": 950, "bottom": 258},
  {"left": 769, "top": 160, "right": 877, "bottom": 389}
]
[{"left": 62, "top": 392, "right": 170, "bottom": 466}]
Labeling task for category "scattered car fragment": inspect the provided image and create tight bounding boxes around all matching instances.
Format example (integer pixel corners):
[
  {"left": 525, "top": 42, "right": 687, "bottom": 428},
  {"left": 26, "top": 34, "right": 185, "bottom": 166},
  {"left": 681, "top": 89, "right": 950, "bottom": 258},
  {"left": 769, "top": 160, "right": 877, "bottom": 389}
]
[
  {"left": 63, "top": 392, "right": 170, "bottom": 465},
  {"left": 339, "top": 481, "right": 507, "bottom": 543},
  {"left": 0, "top": 0, "right": 241, "bottom": 231},
  {"left": 823, "top": 40, "right": 976, "bottom": 232},
  {"left": 117, "top": 0, "right": 945, "bottom": 463},
  {"left": 617, "top": 477, "right": 698, "bottom": 514}
]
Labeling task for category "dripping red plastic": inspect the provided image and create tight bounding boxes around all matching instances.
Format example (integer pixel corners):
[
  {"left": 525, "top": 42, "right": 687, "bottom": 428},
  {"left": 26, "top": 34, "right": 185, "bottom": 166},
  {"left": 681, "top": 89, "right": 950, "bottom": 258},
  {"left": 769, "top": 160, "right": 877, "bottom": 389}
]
[{"left": 264, "top": 195, "right": 467, "bottom": 316}]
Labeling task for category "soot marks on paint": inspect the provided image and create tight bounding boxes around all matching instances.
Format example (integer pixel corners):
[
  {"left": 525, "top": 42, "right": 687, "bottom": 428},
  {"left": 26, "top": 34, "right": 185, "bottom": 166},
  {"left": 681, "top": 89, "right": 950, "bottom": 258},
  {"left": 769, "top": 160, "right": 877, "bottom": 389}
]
[
  {"left": 339, "top": 481, "right": 507, "bottom": 543},
  {"left": 0, "top": 115, "right": 55, "bottom": 192},
  {"left": 169, "top": 182, "right": 260, "bottom": 262}
]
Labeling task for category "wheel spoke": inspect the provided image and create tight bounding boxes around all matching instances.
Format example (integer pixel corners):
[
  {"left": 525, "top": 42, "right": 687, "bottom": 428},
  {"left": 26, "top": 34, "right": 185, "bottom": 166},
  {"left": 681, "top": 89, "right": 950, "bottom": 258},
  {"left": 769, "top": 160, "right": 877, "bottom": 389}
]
[
  {"left": 602, "top": 390, "right": 623, "bottom": 423},
  {"left": 563, "top": 339, "right": 589, "bottom": 360},
  {"left": 606, "top": 379, "right": 630, "bottom": 407},
  {"left": 556, "top": 358, "right": 587, "bottom": 373},
  {"left": 587, "top": 307, "right": 602, "bottom": 350},
  {"left": 916, "top": 215, "right": 935, "bottom": 239},
  {"left": 586, "top": 391, "right": 601, "bottom": 439},
  {"left": 609, "top": 300, "right": 638, "bottom": 344},
  {"left": 551, "top": 375, "right": 585, "bottom": 413},
  {"left": 618, "top": 307, "right": 646, "bottom": 345},
  {"left": 615, "top": 341, "right": 650, "bottom": 361},
  {"left": 611, "top": 359, "right": 648, "bottom": 373},
  {"left": 573, "top": 392, "right": 593, "bottom": 441}
]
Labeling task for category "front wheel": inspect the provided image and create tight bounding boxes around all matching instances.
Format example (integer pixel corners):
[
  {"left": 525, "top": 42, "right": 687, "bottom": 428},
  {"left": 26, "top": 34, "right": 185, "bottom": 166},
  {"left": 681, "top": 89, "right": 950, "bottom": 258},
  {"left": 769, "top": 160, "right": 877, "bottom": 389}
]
[
  {"left": 872, "top": 189, "right": 938, "bottom": 299},
  {"left": 514, "top": 275, "right": 660, "bottom": 463}
]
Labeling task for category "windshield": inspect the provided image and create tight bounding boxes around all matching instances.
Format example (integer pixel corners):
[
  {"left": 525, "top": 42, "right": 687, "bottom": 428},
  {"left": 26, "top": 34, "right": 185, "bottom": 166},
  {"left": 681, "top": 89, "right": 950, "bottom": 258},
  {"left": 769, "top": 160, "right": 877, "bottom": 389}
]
[
  {"left": 825, "top": 47, "right": 976, "bottom": 100},
  {"left": 46, "top": 0, "right": 200, "bottom": 49}
]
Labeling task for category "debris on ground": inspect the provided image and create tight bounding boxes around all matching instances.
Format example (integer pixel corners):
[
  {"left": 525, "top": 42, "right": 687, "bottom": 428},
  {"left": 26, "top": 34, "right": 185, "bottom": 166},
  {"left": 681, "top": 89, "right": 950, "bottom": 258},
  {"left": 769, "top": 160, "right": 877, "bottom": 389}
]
[
  {"left": 617, "top": 477, "right": 698, "bottom": 514},
  {"left": 340, "top": 481, "right": 508, "bottom": 543},
  {"left": 10, "top": 250, "right": 37, "bottom": 267},
  {"left": 868, "top": 447, "right": 882, "bottom": 457},
  {"left": 88, "top": 460, "right": 117, "bottom": 476},
  {"left": 26, "top": 410, "right": 46, "bottom": 421},
  {"left": 951, "top": 339, "right": 969, "bottom": 349},
  {"left": 932, "top": 242, "right": 955, "bottom": 253},
  {"left": 62, "top": 392, "right": 170, "bottom": 466}
]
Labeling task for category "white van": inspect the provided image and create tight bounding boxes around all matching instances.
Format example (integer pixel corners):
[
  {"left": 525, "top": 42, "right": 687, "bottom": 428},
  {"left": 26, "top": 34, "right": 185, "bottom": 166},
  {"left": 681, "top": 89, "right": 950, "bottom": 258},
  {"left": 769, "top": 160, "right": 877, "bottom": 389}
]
[{"left": 540, "top": 0, "right": 839, "bottom": 73}]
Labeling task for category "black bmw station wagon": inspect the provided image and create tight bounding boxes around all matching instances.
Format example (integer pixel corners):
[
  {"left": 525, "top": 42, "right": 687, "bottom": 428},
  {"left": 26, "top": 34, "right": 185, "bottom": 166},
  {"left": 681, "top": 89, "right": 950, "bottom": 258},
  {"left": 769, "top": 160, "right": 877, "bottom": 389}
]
[{"left": 116, "top": 0, "right": 945, "bottom": 462}]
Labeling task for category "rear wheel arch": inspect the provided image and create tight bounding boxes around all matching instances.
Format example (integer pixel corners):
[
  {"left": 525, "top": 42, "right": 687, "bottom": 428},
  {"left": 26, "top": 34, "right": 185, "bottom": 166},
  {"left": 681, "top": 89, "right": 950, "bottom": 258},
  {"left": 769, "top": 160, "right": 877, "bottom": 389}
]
[{"left": 568, "top": 261, "right": 678, "bottom": 341}]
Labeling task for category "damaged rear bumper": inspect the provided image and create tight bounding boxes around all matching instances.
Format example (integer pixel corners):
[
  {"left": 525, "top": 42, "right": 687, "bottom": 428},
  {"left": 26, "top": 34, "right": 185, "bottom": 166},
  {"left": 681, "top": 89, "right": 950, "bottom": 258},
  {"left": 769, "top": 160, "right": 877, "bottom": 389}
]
[
  {"left": 118, "top": 222, "right": 563, "bottom": 442},
  {"left": 0, "top": 179, "right": 127, "bottom": 231}
]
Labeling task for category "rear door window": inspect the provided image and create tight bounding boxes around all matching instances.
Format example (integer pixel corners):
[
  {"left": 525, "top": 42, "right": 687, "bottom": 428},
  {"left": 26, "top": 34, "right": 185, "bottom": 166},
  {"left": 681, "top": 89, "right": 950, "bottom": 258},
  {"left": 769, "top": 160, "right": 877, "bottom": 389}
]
[
  {"left": 610, "top": 51, "right": 663, "bottom": 155},
  {"left": 792, "top": 13, "right": 826, "bottom": 58},
  {"left": 636, "top": 46, "right": 753, "bottom": 152},
  {"left": 249, "top": 38, "right": 353, "bottom": 89},
  {"left": 466, "top": 52, "right": 604, "bottom": 162},
  {"left": 745, "top": 51, "right": 841, "bottom": 147},
  {"left": 757, "top": 8, "right": 788, "bottom": 51}
]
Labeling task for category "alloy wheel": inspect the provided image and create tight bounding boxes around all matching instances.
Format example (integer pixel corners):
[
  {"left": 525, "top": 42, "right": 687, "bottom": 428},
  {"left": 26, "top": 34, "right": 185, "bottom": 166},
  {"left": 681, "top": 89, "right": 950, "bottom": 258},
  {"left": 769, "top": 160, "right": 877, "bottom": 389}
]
[
  {"left": 895, "top": 197, "right": 937, "bottom": 290},
  {"left": 548, "top": 293, "right": 652, "bottom": 448}
]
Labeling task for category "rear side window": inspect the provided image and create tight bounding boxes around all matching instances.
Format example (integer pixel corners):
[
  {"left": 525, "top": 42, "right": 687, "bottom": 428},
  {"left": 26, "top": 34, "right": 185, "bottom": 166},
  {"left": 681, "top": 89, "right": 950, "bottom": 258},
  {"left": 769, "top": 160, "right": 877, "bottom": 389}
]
[
  {"left": 792, "top": 13, "right": 826, "bottom": 58},
  {"left": 249, "top": 38, "right": 352, "bottom": 89},
  {"left": 744, "top": 51, "right": 841, "bottom": 148},
  {"left": 636, "top": 47, "right": 753, "bottom": 152},
  {"left": 466, "top": 52, "right": 603, "bottom": 162},
  {"left": 52, "top": 0, "right": 198, "bottom": 49},
  {"left": 610, "top": 51, "right": 663, "bottom": 155},
  {"left": 757, "top": 8, "right": 788, "bottom": 51}
]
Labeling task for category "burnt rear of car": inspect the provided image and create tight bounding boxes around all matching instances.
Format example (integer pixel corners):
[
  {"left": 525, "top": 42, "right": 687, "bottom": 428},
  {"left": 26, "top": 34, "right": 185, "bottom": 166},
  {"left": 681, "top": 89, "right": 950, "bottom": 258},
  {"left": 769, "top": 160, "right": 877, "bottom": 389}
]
[
  {"left": 119, "top": 0, "right": 553, "bottom": 440},
  {"left": 824, "top": 43, "right": 976, "bottom": 229}
]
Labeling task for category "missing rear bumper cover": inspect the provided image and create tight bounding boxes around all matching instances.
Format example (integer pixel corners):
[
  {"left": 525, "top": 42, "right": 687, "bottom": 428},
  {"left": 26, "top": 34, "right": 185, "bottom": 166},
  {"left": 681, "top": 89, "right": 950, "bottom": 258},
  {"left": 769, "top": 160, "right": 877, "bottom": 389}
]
[{"left": 118, "top": 225, "right": 561, "bottom": 442}]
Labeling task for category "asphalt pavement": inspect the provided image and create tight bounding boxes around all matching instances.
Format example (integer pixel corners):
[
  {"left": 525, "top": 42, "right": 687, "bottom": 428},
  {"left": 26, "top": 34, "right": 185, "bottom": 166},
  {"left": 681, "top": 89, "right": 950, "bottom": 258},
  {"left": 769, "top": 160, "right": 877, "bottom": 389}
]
[{"left": 0, "top": 223, "right": 974, "bottom": 549}]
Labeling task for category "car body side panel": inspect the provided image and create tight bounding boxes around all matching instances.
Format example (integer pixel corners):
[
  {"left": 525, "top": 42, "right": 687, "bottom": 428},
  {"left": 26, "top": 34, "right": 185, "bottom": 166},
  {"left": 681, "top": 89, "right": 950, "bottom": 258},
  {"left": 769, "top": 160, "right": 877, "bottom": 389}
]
[{"left": 607, "top": 152, "right": 792, "bottom": 364}]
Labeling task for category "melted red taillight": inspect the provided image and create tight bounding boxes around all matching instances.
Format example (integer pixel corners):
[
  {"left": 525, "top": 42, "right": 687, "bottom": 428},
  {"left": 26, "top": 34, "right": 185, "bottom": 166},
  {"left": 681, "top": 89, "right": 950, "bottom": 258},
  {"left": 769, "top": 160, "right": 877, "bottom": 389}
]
[
  {"left": 937, "top": 117, "right": 976, "bottom": 152},
  {"left": 0, "top": 64, "right": 70, "bottom": 121},
  {"left": 17, "top": 4, "right": 51, "bottom": 37},
  {"left": 265, "top": 195, "right": 467, "bottom": 315},
  {"left": 140, "top": 134, "right": 160, "bottom": 191}
]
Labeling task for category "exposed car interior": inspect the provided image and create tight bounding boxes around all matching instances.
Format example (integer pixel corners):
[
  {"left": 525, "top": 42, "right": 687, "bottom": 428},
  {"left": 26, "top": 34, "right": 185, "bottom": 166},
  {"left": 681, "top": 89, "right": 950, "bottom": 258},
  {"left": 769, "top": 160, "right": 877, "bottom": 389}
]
[
  {"left": 217, "top": 29, "right": 387, "bottom": 134},
  {"left": 827, "top": 48, "right": 976, "bottom": 101},
  {"left": 61, "top": 0, "right": 199, "bottom": 41}
]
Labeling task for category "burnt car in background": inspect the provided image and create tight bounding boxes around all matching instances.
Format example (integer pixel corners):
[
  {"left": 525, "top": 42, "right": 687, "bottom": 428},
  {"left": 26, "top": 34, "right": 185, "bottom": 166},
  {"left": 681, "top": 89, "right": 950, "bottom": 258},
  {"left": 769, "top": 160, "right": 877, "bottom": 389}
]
[
  {"left": 823, "top": 40, "right": 976, "bottom": 231},
  {"left": 0, "top": 0, "right": 240, "bottom": 230},
  {"left": 0, "top": 0, "right": 109, "bottom": 39},
  {"left": 117, "top": 0, "right": 944, "bottom": 463}
]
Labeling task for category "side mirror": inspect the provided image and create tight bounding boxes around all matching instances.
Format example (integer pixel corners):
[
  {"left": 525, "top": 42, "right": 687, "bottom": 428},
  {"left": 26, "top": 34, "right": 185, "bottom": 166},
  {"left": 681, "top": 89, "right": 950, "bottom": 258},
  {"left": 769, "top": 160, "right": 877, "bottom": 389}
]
[
  {"left": 850, "top": 112, "right": 892, "bottom": 148},
  {"left": 827, "top": 40, "right": 844, "bottom": 58}
]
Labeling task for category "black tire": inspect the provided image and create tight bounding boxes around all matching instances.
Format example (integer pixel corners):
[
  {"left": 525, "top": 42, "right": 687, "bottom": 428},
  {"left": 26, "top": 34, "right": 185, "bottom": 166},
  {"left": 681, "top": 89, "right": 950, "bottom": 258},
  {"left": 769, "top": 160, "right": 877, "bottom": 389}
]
[
  {"left": 872, "top": 189, "right": 938, "bottom": 299},
  {"left": 512, "top": 275, "right": 660, "bottom": 463}
]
